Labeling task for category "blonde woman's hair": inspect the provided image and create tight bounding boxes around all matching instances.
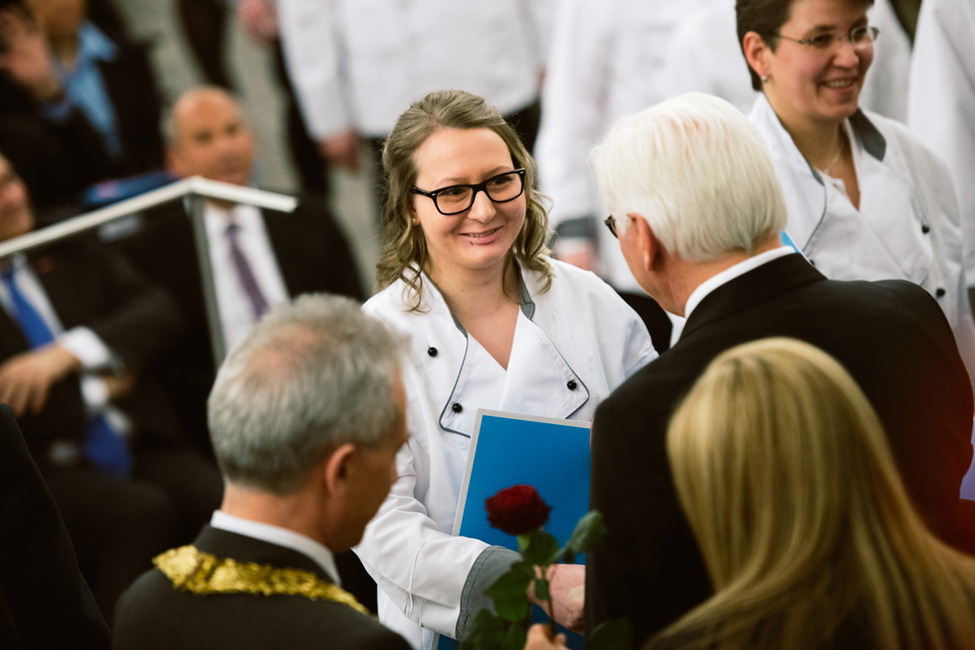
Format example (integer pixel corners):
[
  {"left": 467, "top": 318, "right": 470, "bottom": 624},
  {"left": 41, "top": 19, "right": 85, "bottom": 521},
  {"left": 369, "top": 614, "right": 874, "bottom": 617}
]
[
  {"left": 375, "top": 89, "right": 552, "bottom": 310},
  {"left": 654, "top": 338, "right": 975, "bottom": 650}
]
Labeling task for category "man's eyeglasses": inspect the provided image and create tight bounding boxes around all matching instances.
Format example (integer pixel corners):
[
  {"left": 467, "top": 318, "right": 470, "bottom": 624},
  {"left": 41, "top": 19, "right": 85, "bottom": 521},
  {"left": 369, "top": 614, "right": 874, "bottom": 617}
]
[
  {"left": 412, "top": 169, "right": 526, "bottom": 216},
  {"left": 776, "top": 26, "right": 879, "bottom": 51},
  {"left": 604, "top": 215, "right": 619, "bottom": 239}
]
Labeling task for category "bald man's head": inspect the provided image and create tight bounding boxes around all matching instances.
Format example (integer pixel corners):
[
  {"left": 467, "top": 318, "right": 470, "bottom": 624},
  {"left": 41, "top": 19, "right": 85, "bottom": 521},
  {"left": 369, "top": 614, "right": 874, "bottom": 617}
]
[{"left": 166, "top": 87, "right": 256, "bottom": 186}]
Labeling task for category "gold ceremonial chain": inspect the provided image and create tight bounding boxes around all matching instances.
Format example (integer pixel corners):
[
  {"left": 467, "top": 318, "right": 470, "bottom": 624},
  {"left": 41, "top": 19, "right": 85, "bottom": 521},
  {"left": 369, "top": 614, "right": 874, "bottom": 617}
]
[{"left": 154, "top": 545, "right": 370, "bottom": 615}]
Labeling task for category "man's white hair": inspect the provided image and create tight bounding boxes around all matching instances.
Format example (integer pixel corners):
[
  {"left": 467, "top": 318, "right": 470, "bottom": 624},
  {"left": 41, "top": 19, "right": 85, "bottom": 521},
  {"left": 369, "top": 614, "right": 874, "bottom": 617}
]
[{"left": 590, "top": 93, "right": 787, "bottom": 262}]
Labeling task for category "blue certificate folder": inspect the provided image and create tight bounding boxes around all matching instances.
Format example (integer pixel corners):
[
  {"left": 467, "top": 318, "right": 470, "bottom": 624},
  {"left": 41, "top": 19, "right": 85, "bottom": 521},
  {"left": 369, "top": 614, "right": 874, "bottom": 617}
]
[{"left": 432, "top": 409, "right": 591, "bottom": 650}]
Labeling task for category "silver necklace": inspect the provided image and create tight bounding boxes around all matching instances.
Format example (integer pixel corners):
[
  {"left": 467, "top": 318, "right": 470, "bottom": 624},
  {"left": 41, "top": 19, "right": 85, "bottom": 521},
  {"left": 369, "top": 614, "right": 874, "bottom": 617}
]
[{"left": 821, "top": 136, "right": 845, "bottom": 176}]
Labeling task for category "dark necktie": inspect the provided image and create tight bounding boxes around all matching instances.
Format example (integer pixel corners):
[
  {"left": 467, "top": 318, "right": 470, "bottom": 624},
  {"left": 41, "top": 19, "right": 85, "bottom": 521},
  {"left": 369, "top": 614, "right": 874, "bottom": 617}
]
[
  {"left": 226, "top": 222, "right": 270, "bottom": 321},
  {"left": 0, "top": 266, "right": 132, "bottom": 477}
]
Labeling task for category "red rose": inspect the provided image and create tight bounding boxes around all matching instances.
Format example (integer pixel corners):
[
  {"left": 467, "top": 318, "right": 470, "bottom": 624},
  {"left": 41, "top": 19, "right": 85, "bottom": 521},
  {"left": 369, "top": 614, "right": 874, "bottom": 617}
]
[{"left": 485, "top": 485, "right": 552, "bottom": 535}]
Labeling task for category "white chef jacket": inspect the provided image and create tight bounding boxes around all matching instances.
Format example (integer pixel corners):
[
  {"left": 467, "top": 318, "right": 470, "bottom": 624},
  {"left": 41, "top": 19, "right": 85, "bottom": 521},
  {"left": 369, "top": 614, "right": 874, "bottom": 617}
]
[
  {"left": 658, "top": 0, "right": 758, "bottom": 115},
  {"left": 908, "top": 0, "right": 975, "bottom": 276},
  {"left": 534, "top": 0, "right": 707, "bottom": 289},
  {"left": 356, "top": 258, "right": 656, "bottom": 649},
  {"left": 749, "top": 94, "right": 975, "bottom": 393},
  {"left": 859, "top": 0, "right": 914, "bottom": 123},
  {"left": 276, "top": 0, "right": 554, "bottom": 140}
]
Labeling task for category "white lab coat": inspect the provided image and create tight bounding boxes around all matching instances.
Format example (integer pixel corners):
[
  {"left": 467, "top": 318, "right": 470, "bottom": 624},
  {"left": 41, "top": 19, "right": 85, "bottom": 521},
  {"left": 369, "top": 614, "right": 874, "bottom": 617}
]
[
  {"left": 276, "top": 0, "right": 554, "bottom": 139},
  {"left": 659, "top": 0, "right": 758, "bottom": 114},
  {"left": 534, "top": 0, "right": 707, "bottom": 290},
  {"left": 356, "top": 259, "right": 656, "bottom": 649},
  {"left": 908, "top": 0, "right": 975, "bottom": 275},
  {"left": 749, "top": 94, "right": 975, "bottom": 392}
]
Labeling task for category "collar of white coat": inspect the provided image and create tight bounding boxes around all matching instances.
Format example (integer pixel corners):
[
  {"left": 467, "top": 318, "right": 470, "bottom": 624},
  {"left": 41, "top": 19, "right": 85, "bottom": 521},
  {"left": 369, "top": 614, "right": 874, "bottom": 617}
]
[
  {"left": 750, "top": 93, "right": 886, "bottom": 185},
  {"left": 412, "top": 262, "right": 590, "bottom": 437}
]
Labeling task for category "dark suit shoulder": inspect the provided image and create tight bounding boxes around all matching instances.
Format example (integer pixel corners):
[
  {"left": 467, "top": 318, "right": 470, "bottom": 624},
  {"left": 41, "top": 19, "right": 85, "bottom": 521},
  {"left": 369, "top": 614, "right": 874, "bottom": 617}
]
[{"left": 114, "top": 566, "right": 408, "bottom": 650}]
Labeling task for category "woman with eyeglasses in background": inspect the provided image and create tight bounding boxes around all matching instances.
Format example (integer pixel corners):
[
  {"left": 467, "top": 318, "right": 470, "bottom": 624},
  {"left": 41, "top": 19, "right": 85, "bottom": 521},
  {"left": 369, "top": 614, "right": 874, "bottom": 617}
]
[
  {"left": 737, "top": 0, "right": 975, "bottom": 396},
  {"left": 354, "top": 89, "right": 656, "bottom": 650}
]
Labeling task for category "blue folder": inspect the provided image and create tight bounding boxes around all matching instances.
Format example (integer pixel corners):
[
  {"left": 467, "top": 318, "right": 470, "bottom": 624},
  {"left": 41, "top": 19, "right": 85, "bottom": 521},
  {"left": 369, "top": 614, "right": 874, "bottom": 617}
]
[{"left": 433, "top": 409, "right": 592, "bottom": 650}]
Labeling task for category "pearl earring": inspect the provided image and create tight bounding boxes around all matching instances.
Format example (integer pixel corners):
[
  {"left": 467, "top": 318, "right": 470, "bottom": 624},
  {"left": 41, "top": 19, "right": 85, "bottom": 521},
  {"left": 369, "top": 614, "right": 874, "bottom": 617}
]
[{"left": 761, "top": 74, "right": 769, "bottom": 83}]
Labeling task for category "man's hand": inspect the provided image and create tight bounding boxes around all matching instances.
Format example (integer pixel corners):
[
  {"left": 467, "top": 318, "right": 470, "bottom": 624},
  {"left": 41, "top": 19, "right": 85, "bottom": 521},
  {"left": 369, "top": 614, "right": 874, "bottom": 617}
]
[
  {"left": 0, "top": 345, "right": 82, "bottom": 416},
  {"left": 318, "top": 129, "right": 361, "bottom": 170},
  {"left": 0, "top": 6, "right": 62, "bottom": 101},
  {"left": 102, "top": 371, "right": 136, "bottom": 402},
  {"left": 555, "top": 240, "right": 599, "bottom": 274},
  {"left": 237, "top": 0, "right": 279, "bottom": 45},
  {"left": 524, "top": 623, "right": 568, "bottom": 650},
  {"left": 529, "top": 564, "right": 586, "bottom": 634}
]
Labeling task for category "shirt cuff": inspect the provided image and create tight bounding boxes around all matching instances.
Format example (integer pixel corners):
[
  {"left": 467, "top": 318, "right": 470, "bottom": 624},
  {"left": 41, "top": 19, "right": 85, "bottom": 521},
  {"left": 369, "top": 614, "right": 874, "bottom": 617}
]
[
  {"left": 59, "top": 326, "right": 116, "bottom": 371},
  {"left": 456, "top": 546, "right": 522, "bottom": 641},
  {"left": 80, "top": 375, "right": 109, "bottom": 412}
]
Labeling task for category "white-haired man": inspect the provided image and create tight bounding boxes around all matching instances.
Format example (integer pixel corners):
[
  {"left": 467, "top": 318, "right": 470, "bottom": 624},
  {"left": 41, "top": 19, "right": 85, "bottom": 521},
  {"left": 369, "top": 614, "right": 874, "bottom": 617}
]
[
  {"left": 113, "top": 295, "right": 411, "bottom": 650},
  {"left": 585, "top": 93, "right": 975, "bottom": 647}
]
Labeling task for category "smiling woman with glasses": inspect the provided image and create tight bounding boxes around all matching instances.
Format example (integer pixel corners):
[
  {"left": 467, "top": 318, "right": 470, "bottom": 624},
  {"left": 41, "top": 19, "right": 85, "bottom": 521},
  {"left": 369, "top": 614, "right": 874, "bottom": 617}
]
[
  {"left": 355, "top": 89, "right": 657, "bottom": 649},
  {"left": 737, "top": 0, "right": 975, "bottom": 391}
]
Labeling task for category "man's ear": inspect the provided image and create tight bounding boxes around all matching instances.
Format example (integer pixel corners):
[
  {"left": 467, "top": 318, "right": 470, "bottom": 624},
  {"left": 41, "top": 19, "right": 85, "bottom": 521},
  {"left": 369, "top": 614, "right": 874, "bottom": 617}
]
[
  {"left": 742, "top": 31, "right": 771, "bottom": 81},
  {"left": 323, "top": 443, "right": 357, "bottom": 495},
  {"left": 627, "top": 213, "right": 662, "bottom": 273},
  {"left": 165, "top": 148, "right": 184, "bottom": 177}
]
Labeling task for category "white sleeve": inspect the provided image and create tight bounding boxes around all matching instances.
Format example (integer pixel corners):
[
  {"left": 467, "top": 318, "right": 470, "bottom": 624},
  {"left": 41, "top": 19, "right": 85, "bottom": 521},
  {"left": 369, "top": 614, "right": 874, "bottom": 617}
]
[
  {"left": 534, "top": 0, "right": 615, "bottom": 226},
  {"left": 354, "top": 360, "right": 491, "bottom": 638},
  {"left": 908, "top": 0, "right": 975, "bottom": 276},
  {"left": 277, "top": 0, "right": 352, "bottom": 140},
  {"left": 58, "top": 326, "right": 116, "bottom": 370},
  {"left": 524, "top": 0, "right": 559, "bottom": 71}
]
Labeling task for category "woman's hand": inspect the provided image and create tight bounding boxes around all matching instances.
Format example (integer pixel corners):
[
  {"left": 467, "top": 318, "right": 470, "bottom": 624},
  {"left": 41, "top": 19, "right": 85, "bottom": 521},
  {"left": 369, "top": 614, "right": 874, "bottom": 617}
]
[{"left": 524, "top": 623, "right": 568, "bottom": 650}]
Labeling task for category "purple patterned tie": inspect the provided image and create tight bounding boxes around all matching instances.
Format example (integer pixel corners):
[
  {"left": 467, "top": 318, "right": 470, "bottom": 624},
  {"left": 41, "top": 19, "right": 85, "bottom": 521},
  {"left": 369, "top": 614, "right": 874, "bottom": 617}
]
[{"left": 226, "top": 222, "right": 270, "bottom": 321}]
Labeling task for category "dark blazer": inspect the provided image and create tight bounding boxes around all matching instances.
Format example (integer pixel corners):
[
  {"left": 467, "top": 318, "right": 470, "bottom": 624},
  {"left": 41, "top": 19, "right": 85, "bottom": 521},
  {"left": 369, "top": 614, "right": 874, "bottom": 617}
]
[
  {"left": 113, "top": 198, "right": 366, "bottom": 447},
  {"left": 0, "top": 36, "right": 163, "bottom": 192},
  {"left": 0, "top": 404, "right": 110, "bottom": 650},
  {"left": 4, "top": 235, "right": 185, "bottom": 454},
  {"left": 113, "top": 525, "right": 410, "bottom": 650},
  {"left": 585, "top": 253, "right": 975, "bottom": 647}
]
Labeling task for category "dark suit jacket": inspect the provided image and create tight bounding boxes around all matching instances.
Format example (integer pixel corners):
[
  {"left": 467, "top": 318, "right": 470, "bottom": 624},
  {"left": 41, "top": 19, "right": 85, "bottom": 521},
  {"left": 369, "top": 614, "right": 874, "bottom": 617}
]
[
  {"left": 113, "top": 198, "right": 366, "bottom": 446},
  {"left": 585, "top": 253, "right": 975, "bottom": 647},
  {"left": 0, "top": 37, "right": 164, "bottom": 192},
  {"left": 0, "top": 404, "right": 110, "bottom": 649},
  {"left": 4, "top": 235, "right": 185, "bottom": 455},
  {"left": 113, "top": 525, "right": 410, "bottom": 650}
]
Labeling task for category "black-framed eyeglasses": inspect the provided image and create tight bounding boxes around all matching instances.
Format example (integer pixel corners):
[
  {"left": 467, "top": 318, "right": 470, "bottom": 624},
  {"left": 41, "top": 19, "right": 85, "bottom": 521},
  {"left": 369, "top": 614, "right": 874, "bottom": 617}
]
[
  {"left": 604, "top": 215, "right": 619, "bottom": 239},
  {"left": 776, "top": 25, "right": 879, "bottom": 51},
  {"left": 412, "top": 169, "right": 526, "bottom": 216}
]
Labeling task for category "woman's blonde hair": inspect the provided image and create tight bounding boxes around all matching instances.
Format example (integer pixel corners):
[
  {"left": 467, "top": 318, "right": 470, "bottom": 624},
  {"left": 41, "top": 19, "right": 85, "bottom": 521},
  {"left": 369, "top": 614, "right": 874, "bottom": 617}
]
[
  {"left": 654, "top": 338, "right": 975, "bottom": 650},
  {"left": 375, "top": 89, "right": 552, "bottom": 309}
]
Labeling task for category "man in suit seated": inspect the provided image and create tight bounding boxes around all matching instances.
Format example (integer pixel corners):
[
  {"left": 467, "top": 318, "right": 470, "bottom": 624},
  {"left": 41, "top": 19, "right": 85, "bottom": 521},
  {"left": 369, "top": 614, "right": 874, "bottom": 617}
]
[
  {"left": 113, "top": 294, "right": 411, "bottom": 650},
  {"left": 0, "top": 150, "right": 223, "bottom": 619},
  {"left": 114, "top": 86, "right": 365, "bottom": 453},
  {"left": 583, "top": 93, "right": 975, "bottom": 647}
]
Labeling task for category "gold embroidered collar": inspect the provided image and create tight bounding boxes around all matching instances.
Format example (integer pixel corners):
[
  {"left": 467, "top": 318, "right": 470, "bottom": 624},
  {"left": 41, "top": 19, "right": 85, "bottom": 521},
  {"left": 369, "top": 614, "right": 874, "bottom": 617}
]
[{"left": 154, "top": 545, "right": 370, "bottom": 615}]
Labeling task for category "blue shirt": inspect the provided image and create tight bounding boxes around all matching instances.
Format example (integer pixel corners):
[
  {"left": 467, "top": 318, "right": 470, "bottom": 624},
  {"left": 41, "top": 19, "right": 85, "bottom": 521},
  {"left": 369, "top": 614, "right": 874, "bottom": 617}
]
[{"left": 44, "top": 21, "right": 121, "bottom": 158}]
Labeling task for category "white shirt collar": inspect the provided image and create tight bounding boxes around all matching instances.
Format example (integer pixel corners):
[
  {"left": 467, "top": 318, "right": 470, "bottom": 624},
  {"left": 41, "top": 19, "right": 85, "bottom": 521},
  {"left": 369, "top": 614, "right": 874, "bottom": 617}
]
[
  {"left": 209, "top": 511, "right": 341, "bottom": 585},
  {"left": 683, "top": 246, "right": 794, "bottom": 320}
]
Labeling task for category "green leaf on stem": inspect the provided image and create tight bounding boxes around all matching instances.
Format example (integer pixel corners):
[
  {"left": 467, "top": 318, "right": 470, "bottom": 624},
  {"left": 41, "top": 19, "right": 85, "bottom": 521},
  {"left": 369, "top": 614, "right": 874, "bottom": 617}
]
[
  {"left": 533, "top": 576, "right": 551, "bottom": 602},
  {"left": 587, "top": 616, "right": 634, "bottom": 650},
  {"left": 485, "top": 570, "right": 532, "bottom": 622},
  {"left": 561, "top": 510, "right": 608, "bottom": 560},
  {"left": 500, "top": 624, "right": 528, "bottom": 650},
  {"left": 458, "top": 610, "right": 505, "bottom": 650},
  {"left": 509, "top": 560, "right": 535, "bottom": 578},
  {"left": 518, "top": 530, "right": 560, "bottom": 567}
]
